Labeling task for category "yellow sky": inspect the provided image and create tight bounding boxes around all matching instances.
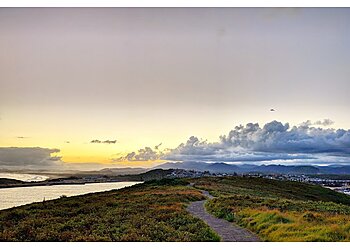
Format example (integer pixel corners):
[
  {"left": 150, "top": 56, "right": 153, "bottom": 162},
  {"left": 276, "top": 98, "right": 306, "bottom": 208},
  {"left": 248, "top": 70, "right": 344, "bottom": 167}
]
[
  {"left": 1, "top": 103, "right": 349, "bottom": 165},
  {"left": 1, "top": 8, "right": 350, "bottom": 167}
]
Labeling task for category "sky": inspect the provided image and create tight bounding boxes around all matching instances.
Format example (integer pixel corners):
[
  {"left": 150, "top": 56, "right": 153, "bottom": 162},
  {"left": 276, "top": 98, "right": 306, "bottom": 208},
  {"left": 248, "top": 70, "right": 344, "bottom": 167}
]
[{"left": 0, "top": 8, "right": 350, "bottom": 171}]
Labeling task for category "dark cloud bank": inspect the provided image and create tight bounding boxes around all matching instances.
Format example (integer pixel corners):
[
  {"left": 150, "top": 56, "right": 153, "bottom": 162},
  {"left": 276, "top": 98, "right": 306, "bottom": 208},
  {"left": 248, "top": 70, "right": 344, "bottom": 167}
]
[
  {"left": 0, "top": 147, "right": 61, "bottom": 169},
  {"left": 116, "top": 119, "right": 350, "bottom": 165}
]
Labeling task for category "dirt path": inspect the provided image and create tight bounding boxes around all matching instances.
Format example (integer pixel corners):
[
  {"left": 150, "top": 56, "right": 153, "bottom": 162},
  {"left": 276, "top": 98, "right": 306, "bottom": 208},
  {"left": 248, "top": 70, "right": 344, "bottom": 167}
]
[{"left": 187, "top": 186, "right": 260, "bottom": 242}]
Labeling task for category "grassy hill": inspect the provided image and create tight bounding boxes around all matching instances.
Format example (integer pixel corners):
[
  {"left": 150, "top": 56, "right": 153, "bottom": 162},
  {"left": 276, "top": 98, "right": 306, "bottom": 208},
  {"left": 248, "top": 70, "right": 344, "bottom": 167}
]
[
  {"left": 191, "top": 176, "right": 350, "bottom": 205},
  {"left": 190, "top": 177, "right": 350, "bottom": 241},
  {"left": 0, "top": 179, "right": 218, "bottom": 241},
  {"left": 1, "top": 176, "right": 350, "bottom": 241}
]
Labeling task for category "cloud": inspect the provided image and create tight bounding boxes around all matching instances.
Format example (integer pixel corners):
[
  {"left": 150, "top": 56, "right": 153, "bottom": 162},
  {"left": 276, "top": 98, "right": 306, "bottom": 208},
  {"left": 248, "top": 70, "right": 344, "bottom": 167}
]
[
  {"left": 314, "top": 119, "right": 334, "bottom": 126},
  {"left": 0, "top": 147, "right": 61, "bottom": 168},
  {"left": 300, "top": 119, "right": 334, "bottom": 127},
  {"left": 113, "top": 144, "right": 165, "bottom": 161},
  {"left": 90, "top": 139, "right": 117, "bottom": 144},
  {"left": 116, "top": 120, "right": 350, "bottom": 164},
  {"left": 103, "top": 140, "right": 117, "bottom": 144},
  {"left": 218, "top": 120, "right": 349, "bottom": 155},
  {"left": 91, "top": 140, "right": 102, "bottom": 143}
]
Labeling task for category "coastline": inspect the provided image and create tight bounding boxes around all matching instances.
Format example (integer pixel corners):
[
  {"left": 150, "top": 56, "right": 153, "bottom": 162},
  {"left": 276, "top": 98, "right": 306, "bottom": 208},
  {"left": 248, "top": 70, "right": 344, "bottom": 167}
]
[{"left": 0, "top": 179, "right": 132, "bottom": 189}]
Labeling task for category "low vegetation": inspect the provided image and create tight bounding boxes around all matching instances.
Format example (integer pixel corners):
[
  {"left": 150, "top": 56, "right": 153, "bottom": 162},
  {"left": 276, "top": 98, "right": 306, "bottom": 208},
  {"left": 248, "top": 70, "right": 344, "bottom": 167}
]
[
  {"left": 191, "top": 176, "right": 350, "bottom": 205},
  {"left": 1, "top": 175, "right": 350, "bottom": 241},
  {"left": 191, "top": 177, "right": 350, "bottom": 241},
  {"left": 0, "top": 179, "right": 219, "bottom": 241}
]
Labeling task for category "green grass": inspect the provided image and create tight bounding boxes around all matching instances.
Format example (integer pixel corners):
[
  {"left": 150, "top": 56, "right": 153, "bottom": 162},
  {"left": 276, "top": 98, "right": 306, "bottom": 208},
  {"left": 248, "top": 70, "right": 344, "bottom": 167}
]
[
  {"left": 191, "top": 176, "right": 350, "bottom": 205},
  {"left": 0, "top": 179, "right": 219, "bottom": 241},
  {"left": 190, "top": 176, "right": 350, "bottom": 241},
  {"left": 2, "top": 176, "right": 350, "bottom": 241}
]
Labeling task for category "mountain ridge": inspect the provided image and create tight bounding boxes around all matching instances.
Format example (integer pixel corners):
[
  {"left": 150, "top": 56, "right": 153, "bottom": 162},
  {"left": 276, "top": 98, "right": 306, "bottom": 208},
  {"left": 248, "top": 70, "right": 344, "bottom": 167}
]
[{"left": 155, "top": 161, "right": 350, "bottom": 175}]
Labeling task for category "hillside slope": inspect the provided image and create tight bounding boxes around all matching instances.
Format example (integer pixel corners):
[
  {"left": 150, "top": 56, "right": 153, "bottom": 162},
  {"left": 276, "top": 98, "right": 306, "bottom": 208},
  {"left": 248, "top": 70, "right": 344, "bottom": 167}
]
[
  {"left": 1, "top": 176, "right": 350, "bottom": 241},
  {"left": 0, "top": 179, "right": 219, "bottom": 241},
  {"left": 191, "top": 176, "right": 350, "bottom": 205},
  {"left": 191, "top": 177, "right": 350, "bottom": 241}
]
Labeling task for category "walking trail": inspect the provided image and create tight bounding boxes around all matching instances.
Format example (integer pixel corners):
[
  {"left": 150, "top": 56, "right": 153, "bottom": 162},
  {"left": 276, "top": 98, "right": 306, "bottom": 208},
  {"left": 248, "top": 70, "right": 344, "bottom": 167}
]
[{"left": 186, "top": 184, "right": 260, "bottom": 242}]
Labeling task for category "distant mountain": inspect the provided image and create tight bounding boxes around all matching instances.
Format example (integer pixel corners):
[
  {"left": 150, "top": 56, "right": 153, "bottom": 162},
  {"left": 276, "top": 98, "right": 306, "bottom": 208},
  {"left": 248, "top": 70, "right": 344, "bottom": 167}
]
[
  {"left": 318, "top": 165, "right": 350, "bottom": 174},
  {"left": 156, "top": 161, "right": 240, "bottom": 173},
  {"left": 250, "top": 165, "right": 320, "bottom": 174},
  {"left": 0, "top": 178, "right": 25, "bottom": 185},
  {"left": 98, "top": 167, "right": 148, "bottom": 175},
  {"left": 155, "top": 161, "right": 210, "bottom": 171},
  {"left": 205, "top": 163, "right": 241, "bottom": 173},
  {"left": 155, "top": 161, "right": 350, "bottom": 175},
  {"left": 76, "top": 167, "right": 148, "bottom": 176},
  {"left": 287, "top": 165, "right": 321, "bottom": 174},
  {"left": 0, "top": 178, "right": 26, "bottom": 188}
]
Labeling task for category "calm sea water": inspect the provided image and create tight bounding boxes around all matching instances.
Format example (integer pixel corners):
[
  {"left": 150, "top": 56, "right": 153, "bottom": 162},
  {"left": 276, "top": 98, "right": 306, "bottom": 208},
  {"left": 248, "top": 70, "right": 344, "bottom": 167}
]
[{"left": 0, "top": 181, "right": 140, "bottom": 210}]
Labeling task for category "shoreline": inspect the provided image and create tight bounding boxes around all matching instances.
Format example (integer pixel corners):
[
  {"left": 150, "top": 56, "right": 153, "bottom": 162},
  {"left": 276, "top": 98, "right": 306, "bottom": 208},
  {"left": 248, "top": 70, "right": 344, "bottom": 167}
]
[
  {"left": 0, "top": 179, "right": 135, "bottom": 189},
  {"left": 0, "top": 181, "right": 142, "bottom": 211}
]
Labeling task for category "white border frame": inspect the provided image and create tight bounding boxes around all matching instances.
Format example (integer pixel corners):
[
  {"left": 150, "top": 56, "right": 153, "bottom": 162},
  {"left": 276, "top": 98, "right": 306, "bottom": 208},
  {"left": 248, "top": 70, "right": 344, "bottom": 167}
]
[
  {"left": 1, "top": 2, "right": 349, "bottom": 250},
  {"left": 0, "top": 0, "right": 350, "bottom": 7}
]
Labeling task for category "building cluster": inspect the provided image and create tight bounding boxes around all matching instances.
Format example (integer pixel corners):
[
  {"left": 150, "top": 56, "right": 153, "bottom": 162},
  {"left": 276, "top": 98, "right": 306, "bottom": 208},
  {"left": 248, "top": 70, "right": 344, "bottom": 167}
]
[{"left": 166, "top": 169, "right": 233, "bottom": 179}]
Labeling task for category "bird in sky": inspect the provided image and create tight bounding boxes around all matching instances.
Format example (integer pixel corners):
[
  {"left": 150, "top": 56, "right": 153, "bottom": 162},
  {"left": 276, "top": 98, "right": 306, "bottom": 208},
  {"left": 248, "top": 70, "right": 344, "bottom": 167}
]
[{"left": 270, "top": 108, "right": 275, "bottom": 112}]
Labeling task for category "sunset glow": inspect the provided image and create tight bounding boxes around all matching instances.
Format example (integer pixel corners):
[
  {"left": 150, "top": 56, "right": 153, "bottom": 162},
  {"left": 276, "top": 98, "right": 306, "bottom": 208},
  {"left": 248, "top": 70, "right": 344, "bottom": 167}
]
[{"left": 1, "top": 8, "right": 350, "bottom": 170}]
